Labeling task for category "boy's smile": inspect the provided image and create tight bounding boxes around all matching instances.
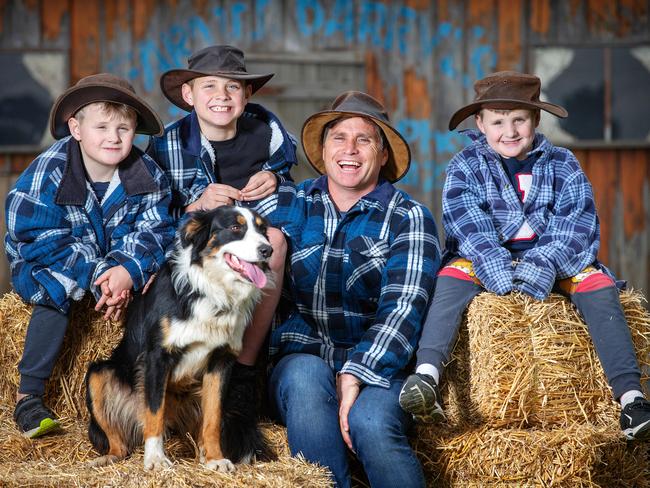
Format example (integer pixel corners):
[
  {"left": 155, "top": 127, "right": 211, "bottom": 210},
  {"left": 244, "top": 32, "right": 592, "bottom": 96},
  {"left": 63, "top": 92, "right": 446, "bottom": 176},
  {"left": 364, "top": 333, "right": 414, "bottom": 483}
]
[
  {"left": 475, "top": 108, "right": 539, "bottom": 160},
  {"left": 181, "top": 75, "right": 252, "bottom": 141},
  {"left": 67, "top": 103, "right": 136, "bottom": 182}
]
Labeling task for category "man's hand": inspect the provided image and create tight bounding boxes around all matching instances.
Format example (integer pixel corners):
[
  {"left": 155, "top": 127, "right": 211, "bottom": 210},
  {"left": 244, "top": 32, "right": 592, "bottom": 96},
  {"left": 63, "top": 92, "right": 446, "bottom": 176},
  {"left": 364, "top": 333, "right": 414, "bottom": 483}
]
[
  {"left": 240, "top": 171, "right": 277, "bottom": 201},
  {"left": 186, "top": 183, "right": 241, "bottom": 212},
  {"left": 336, "top": 373, "right": 362, "bottom": 452}
]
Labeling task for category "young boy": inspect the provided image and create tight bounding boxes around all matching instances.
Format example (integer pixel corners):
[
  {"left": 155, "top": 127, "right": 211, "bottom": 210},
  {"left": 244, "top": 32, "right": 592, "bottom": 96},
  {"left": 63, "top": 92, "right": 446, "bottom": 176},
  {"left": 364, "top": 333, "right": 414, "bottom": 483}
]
[
  {"left": 399, "top": 71, "right": 650, "bottom": 441},
  {"left": 147, "top": 44, "right": 297, "bottom": 418},
  {"left": 5, "top": 73, "right": 175, "bottom": 438}
]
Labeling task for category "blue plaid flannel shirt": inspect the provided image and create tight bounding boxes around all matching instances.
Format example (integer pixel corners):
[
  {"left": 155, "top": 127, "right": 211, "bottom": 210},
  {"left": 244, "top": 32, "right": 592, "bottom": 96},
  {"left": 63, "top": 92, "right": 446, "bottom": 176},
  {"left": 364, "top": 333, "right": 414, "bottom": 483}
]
[
  {"left": 147, "top": 102, "right": 297, "bottom": 223},
  {"left": 256, "top": 177, "right": 441, "bottom": 388},
  {"left": 443, "top": 130, "right": 607, "bottom": 300},
  {"left": 5, "top": 137, "right": 175, "bottom": 313}
]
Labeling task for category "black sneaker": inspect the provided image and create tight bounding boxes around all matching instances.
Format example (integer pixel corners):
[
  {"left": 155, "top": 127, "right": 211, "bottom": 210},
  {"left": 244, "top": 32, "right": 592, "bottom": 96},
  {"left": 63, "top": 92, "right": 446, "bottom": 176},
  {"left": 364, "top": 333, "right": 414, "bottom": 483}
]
[
  {"left": 620, "top": 397, "right": 650, "bottom": 441},
  {"left": 13, "top": 395, "right": 61, "bottom": 439},
  {"left": 399, "top": 373, "right": 446, "bottom": 424}
]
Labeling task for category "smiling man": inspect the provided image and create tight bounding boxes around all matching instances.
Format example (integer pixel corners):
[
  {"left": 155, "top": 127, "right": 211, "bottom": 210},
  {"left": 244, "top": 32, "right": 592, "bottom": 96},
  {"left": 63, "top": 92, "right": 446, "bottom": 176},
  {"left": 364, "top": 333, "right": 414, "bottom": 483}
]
[{"left": 257, "top": 91, "right": 441, "bottom": 488}]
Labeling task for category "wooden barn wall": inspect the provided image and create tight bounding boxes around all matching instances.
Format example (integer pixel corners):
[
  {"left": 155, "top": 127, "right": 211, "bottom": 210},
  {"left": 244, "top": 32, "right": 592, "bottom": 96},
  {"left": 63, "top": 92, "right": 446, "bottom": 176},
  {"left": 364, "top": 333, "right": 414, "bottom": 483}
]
[{"left": 0, "top": 0, "right": 649, "bottom": 294}]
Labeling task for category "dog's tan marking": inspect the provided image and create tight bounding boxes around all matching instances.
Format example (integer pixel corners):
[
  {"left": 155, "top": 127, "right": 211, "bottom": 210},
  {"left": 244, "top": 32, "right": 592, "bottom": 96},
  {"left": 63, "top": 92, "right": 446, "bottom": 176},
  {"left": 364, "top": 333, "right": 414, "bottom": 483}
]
[
  {"left": 255, "top": 216, "right": 264, "bottom": 227},
  {"left": 144, "top": 379, "right": 168, "bottom": 440},
  {"left": 160, "top": 316, "right": 172, "bottom": 345},
  {"left": 200, "top": 371, "right": 225, "bottom": 462},
  {"left": 236, "top": 214, "right": 246, "bottom": 226},
  {"left": 184, "top": 218, "right": 202, "bottom": 239},
  {"left": 88, "top": 371, "right": 128, "bottom": 459}
]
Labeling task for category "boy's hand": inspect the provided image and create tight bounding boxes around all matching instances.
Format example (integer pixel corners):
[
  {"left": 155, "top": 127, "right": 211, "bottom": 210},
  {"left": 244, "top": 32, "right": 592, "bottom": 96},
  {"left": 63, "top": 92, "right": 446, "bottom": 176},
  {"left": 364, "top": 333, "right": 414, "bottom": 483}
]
[
  {"left": 94, "top": 266, "right": 134, "bottom": 319},
  {"left": 240, "top": 171, "right": 277, "bottom": 201},
  {"left": 187, "top": 183, "right": 240, "bottom": 212}
]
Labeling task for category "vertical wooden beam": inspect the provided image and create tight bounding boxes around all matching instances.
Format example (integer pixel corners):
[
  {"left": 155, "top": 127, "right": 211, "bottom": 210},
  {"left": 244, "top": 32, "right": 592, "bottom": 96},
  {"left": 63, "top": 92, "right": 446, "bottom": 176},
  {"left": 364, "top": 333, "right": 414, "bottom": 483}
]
[
  {"left": 530, "top": 0, "right": 550, "bottom": 36},
  {"left": 404, "top": 68, "right": 431, "bottom": 119},
  {"left": 365, "top": 51, "right": 385, "bottom": 106},
  {"left": 587, "top": 149, "right": 618, "bottom": 266},
  {"left": 496, "top": 0, "right": 522, "bottom": 71},
  {"left": 619, "top": 149, "right": 647, "bottom": 239},
  {"left": 42, "top": 0, "right": 69, "bottom": 41},
  {"left": 70, "top": 0, "right": 100, "bottom": 83},
  {"left": 132, "top": 0, "right": 156, "bottom": 41}
]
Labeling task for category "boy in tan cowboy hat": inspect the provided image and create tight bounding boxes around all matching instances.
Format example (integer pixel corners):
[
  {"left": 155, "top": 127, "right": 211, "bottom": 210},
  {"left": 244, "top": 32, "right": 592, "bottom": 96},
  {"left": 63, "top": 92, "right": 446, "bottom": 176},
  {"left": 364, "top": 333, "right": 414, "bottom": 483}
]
[
  {"left": 258, "top": 91, "right": 441, "bottom": 487},
  {"left": 6, "top": 73, "right": 175, "bottom": 438},
  {"left": 399, "top": 70, "right": 650, "bottom": 441},
  {"left": 148, "top": 44, "right": 297, "bottom": 435}
]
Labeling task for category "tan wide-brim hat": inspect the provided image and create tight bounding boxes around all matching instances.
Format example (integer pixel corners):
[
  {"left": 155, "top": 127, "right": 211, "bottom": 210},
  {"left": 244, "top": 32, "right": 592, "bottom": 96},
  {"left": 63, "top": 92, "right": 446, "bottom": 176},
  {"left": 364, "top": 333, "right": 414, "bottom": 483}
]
[
  {"left": 161, "top": 45, "right": 274, "bottom": 112},
  {"left": 301, "top": 91, "right": 410, "bottom": 183},
  {"left": 448, "top": 71, "right": 568, "bottom": 130},
  {"left": 49, "top": 73, "right": 163, "bottom": 139}
]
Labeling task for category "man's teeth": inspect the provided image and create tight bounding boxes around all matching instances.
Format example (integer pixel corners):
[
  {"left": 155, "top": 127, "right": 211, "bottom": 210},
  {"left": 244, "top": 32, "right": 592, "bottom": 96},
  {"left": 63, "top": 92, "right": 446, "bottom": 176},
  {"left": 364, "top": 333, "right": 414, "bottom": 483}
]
[{"left": 339, "top": 161, "right": 360, "bottom": 168}]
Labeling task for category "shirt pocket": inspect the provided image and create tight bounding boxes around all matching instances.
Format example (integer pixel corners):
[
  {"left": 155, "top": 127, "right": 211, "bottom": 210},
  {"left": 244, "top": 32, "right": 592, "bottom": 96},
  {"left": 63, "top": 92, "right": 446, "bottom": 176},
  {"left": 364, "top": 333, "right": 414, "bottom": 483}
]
[
  {"left": 345, "top": 235, "right": 389, "bottom": 296},
  {"left": 286, "top": 226, "right": 325, "bottom": 292}
]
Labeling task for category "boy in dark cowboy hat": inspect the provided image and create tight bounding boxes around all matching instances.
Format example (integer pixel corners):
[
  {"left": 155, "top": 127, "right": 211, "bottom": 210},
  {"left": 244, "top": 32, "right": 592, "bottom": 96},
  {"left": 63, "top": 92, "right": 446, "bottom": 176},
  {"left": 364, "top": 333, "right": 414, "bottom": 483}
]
[
  {"left": 399, "top": 70, "right": 650, "bottom": 441},
  {"left": 258, "top": 91, "right": 441, "bottom": 488},
  {"left": 6, "top": 73, "right": 175, "bottom": 438},
  {"left": 148, "top": 44, "right": 297, "bottom": 430}
]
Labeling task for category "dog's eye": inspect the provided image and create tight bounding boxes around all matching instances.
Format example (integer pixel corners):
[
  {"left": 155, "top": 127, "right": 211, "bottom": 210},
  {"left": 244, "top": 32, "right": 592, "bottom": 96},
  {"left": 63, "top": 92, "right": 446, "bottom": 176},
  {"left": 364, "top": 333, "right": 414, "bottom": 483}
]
[{"left": 230, "top": 225, "right": 242, "bottom": 232}]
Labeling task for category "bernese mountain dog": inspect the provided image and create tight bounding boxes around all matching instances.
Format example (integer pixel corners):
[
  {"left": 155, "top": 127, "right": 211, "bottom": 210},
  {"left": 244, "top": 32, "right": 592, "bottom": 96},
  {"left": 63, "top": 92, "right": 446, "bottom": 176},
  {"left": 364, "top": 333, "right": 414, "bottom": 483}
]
[{"left": 85, "top": 206, "right": 274, "bottom": 472}]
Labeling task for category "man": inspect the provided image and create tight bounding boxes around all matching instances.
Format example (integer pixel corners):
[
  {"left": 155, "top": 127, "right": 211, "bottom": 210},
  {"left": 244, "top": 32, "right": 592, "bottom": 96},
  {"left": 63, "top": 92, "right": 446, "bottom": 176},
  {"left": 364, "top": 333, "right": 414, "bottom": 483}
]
[{"left": 258, "top": 91, "right": 441, "bottom": 488}]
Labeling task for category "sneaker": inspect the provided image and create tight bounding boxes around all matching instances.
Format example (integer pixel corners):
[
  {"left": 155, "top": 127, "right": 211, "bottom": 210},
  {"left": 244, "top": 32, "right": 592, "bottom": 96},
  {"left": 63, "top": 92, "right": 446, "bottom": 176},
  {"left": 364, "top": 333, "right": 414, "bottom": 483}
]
[
  {"left": 620, "top": 397, "right": 650, "bottom": 441},
  {"left": 399, "top": 373, "right": 446, "bottom": 424},
  {"left": 13, "top": 395, "right": 61, "bottom": 439}
]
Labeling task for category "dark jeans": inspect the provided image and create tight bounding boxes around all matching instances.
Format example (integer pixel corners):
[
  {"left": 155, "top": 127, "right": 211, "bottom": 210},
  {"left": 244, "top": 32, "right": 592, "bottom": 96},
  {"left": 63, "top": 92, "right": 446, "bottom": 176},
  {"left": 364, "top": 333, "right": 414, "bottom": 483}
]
[
  {"left": 416, "top": 275, "right": 641, "bottom": 400},
  {"left": 269, "top": 353, "right": 425, "bottom": 488},
  {"left": 18, "top": 304, "right": 70, "bottom": 396}
]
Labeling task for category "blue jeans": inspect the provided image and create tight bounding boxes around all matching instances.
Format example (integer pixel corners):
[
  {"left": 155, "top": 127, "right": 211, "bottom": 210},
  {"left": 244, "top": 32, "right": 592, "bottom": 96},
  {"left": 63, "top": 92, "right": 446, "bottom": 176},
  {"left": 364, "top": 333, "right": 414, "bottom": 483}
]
[{"left": 269, "top": 353, "right": 425, "bottom": 488}]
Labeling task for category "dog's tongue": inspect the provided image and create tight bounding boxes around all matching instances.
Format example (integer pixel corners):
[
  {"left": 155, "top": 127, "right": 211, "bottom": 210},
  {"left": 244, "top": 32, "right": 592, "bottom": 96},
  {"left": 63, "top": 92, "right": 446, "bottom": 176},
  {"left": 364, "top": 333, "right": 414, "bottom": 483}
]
[{"left": 239, "top": 260, "right": 267, "bottom": 289}]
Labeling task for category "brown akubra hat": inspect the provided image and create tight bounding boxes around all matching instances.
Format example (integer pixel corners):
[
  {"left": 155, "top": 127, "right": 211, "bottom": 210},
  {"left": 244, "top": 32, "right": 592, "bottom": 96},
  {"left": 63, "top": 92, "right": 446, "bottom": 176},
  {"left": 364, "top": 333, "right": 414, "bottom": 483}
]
[
  {"left": 301, "top": 91, "right": 411, "bottom": 183},
  {"left": 50, "top": 73, "right": 163, "bottom": 139},
  {"left": 448, "top": 71, "right": 568, "bottom": 130},
  {"left": 160, "top": 45, "right": 274, "bottom": 112}
]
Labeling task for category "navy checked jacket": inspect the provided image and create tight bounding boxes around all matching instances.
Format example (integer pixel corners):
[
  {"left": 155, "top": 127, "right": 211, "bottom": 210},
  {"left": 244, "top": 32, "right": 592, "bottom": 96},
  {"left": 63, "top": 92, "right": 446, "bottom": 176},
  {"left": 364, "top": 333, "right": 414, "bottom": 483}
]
[
  {"left": 443, "top": 130, "right": 608, "bottom": 300},
  {"left": 147, "top": 103, "right": 297, "bottom": 223},
  {"left": 257, "top": 177, "right": 441, "bottom": 388},
  {"left": 5, "top": 137, "right": 175, "bottom": 313}
]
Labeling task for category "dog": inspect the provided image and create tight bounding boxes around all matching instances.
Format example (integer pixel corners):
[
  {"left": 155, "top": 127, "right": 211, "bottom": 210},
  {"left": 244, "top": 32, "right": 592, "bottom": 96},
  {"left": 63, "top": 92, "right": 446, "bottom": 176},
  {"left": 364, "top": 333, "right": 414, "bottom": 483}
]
[{"left": 85, "top": 206, "right": 274, "bottom": 472}]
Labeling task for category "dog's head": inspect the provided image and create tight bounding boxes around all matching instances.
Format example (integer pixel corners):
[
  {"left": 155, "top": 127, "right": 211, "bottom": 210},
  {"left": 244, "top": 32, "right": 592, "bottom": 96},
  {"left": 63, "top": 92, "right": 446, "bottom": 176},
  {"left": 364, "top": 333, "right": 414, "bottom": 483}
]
[{"left": 179, "top": 206, "right": 273, "bottom": 289}]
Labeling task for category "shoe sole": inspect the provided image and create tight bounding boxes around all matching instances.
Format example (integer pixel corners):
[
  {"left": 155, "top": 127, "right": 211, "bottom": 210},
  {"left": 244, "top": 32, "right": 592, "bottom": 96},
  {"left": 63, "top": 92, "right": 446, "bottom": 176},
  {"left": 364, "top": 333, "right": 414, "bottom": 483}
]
[
  {"left": 399, "top": 381, "right": 446, "bottom": 424},
  {"left": 23, "top": 418, "right": 61, "bottom": 439}
]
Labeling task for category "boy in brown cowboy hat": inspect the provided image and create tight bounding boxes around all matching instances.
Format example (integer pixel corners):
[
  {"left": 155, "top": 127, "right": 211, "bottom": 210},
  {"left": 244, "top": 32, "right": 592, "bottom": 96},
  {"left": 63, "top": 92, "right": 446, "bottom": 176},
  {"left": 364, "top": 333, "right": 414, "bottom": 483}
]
[
  {"left": 148, "top": 44, "right": 297, "bottom": 434},
  {"left": 6, "top": 73, "right": 175, "bottom": 438},
  {"left": 399, "top": 70, "right": 650, "bottom": 440},
  {"left": 259, "top": 91, "right": 441, "bottom": 487}
]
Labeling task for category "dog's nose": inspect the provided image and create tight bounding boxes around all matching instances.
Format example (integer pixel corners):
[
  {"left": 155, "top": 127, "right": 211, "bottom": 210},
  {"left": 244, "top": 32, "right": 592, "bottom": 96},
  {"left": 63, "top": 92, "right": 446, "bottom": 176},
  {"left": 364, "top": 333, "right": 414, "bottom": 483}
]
[{"left": 258, "top": 244, "right": 273, "bottom": 259}]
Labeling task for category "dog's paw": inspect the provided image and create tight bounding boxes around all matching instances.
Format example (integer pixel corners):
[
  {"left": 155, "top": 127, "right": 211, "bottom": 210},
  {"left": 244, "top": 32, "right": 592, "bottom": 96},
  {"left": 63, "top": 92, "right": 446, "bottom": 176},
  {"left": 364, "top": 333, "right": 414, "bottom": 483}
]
[
  {"left": 203, "top": 458, "right": 236, "bottom": 473},
  {"left": 143, "top": 452, "right": 173, "bottom": 471},
  {"left": 87, "top": 454, "right": 120, "bottom": 467}
]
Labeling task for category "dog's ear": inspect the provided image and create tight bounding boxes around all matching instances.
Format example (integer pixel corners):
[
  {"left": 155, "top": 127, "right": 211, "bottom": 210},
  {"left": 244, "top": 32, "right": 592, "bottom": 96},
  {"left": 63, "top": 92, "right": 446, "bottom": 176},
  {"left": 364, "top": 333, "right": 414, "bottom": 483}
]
[{"left": 180, "top": 211, "right": 213, "bottom": 264}]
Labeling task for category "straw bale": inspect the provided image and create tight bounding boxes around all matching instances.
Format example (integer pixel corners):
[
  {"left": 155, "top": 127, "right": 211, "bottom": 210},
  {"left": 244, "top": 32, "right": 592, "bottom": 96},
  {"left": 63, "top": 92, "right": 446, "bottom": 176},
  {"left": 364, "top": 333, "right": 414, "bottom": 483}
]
[
  {"left": 0, "top": 291, "right": 124, "bottom": 420},
  {"left": 413, "top": 423, "right": 649, "bottom": 488},
  {"left": 451, "top": 290, "right": 650, "bottom": 429},
  {"left": 0, "top": 416, "right": 332, "bottom": 487}
]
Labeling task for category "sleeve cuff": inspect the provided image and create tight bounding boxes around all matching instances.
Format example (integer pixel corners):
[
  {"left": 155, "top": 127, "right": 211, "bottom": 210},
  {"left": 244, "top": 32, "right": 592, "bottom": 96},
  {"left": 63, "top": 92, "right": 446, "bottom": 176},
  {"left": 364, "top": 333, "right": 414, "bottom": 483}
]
[{"left": 513, "top": 260, "right": 556, "bottom": 299}]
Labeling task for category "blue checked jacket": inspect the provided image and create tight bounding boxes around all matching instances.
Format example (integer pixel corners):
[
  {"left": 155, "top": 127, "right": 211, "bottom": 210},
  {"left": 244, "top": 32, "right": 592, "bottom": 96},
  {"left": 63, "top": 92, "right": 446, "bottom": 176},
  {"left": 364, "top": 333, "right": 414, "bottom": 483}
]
[
  {"left": 443, "top": 130, "right": 608, "bottom": 300},
  {"left": 257, "top": 177, "right": 441, "bottom": 388},
  {"left": 5, "top": 137, "right": 175, "bottom": 313},
  {"left": 147, "top": 103, "right": 297, "bottom": 223}
]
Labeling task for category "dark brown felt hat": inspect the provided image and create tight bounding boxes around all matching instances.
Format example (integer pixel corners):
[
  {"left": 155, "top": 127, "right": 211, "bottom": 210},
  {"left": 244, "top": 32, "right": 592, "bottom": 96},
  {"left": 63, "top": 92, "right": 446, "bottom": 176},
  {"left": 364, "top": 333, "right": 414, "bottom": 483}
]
[
  {"left": 49, "top": 73, "right": 163, "bottom": 139},
  {"left": 301, "top": 91, "right": 411, "bottom": 183},
  {"left": 160, "top": 45, "right": 274, "bottom": 112},
  {"left": 448, "top": 71, "right": 568, "bottom": 130}
]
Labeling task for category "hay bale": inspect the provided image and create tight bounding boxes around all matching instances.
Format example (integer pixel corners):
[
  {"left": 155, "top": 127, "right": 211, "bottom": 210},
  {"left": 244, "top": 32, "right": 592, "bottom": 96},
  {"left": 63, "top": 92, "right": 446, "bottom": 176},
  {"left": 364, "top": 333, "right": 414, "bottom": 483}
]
[
  {"left": 451, "top": 290, "right": 650, "bottom": 429},
  {"left": 0, "top": 291, "right": 123, "bottom": 419},
  {"left": 413, "top": 423, "right": 649, "bottom": 488}
]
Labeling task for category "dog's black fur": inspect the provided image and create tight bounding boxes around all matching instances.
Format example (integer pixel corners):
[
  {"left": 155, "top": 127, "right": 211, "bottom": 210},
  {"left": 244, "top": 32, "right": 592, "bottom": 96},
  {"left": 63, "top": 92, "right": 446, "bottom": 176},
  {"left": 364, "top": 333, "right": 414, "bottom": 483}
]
[{"left": 85, "top": 206, "right": 274, "bottom": 471}]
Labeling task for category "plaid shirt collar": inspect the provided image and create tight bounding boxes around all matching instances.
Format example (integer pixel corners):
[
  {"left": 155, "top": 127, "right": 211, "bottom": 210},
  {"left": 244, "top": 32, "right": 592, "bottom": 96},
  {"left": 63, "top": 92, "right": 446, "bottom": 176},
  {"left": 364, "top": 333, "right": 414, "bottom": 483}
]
[{"left": 306, "top": 175, "right": 395, "bottom": 211}]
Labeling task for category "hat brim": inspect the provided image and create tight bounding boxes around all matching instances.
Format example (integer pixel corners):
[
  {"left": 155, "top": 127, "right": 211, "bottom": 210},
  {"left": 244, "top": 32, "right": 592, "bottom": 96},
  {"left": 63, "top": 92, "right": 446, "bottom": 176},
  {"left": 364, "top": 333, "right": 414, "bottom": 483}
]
[
  {"left": 301, "top": 110, "right": 411, "bottom": 184},
  {"left": 160, "top": 69, "right": 274, "bottom": 112},
  {"left": 50, "top": 84, "right": 163, "bottom": 139},
  {"left": 448, "top": 99, "right": 568, "bottom": 130}
]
